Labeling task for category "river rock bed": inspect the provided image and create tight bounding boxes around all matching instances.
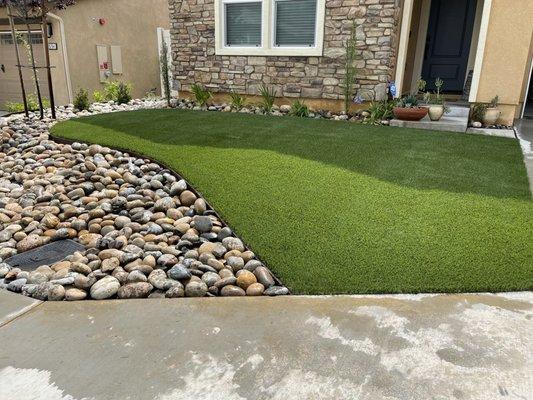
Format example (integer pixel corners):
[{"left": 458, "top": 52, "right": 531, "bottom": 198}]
[{"left": 0, "top": 100, "right": 288, "bottom": 301}]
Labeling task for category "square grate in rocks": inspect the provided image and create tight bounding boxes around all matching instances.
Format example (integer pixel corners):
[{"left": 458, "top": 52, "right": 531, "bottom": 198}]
[{"left": 5, "top": 239, "right": 85, "bottom": 271}]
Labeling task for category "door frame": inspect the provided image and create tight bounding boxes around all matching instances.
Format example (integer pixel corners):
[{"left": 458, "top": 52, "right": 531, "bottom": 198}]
[
  {"left": 520, "top": 54, "right": 533, "bottom": 118},
  {"left": 395, "top": 0, "right": 492, "bottom": 99},
  {"left": 410, "top": 0, "right": 431, "bottom": 92}
]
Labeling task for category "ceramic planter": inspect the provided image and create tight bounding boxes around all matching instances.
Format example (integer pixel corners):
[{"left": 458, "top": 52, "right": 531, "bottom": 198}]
[
  {"left": 428, "top": 105, "right": 444, "bottom": 121},
  {"left": 393, "top": 107, "right": 428, "bottom": 121},
  {"left": 482, "top": 107, "right": 500, "bottom": 126}
]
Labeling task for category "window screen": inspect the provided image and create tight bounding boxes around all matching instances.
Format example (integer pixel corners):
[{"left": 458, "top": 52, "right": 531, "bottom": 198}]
[
  {"left": 275, "top": 0, "right": 317, "bottom": 47},
  {"left": 225, "top": 2, "right": 262, "bottom": 46}
]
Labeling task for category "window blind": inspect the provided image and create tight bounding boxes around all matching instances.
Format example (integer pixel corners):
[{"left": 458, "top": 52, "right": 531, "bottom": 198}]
[
  {"left": 275, "top": 0, "right": 317, "bottom": 47},
  {"left": 225, "top": 2, "right": 262, "bottom": 46}
]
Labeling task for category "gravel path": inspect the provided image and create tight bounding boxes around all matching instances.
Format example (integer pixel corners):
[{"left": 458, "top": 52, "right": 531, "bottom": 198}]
[{"left": 0, "top": 100, "right": 288, "bottom": 301}]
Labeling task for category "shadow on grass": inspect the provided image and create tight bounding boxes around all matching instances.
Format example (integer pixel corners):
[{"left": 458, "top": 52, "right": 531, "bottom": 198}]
[{"left": 55, "top": 109, "right": 531, "bottom": 201}]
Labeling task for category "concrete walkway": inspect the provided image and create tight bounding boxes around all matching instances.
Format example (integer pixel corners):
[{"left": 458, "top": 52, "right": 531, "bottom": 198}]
[{"left": 0, "top": 290, "right": 531, "bottom": 400}]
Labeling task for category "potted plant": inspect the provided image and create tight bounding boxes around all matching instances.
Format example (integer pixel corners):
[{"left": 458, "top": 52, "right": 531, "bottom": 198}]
[
  {"left": 470, "top": 102, "right": 487, "bottom": 127},
  {"left": 393, "top": 94, "right": 428, "bottom": 121},
  {"left": 482, "top": 95, "right": 500, "bottom": 126},
  {"left": 427, "top": 78, "right": 448, "bottom": 121}
]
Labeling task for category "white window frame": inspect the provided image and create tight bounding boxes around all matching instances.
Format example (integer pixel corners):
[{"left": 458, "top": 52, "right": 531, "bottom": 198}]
[{"left": 215, "top": 0, "right": 325, "bottom": 56}]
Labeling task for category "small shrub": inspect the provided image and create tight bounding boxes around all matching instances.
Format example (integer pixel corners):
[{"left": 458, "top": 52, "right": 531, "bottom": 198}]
[
  {"left": 5, "top": 94, "right": 50, "bottom": 113},
  {"left": 5, "top": 101, "right": 26, "bottom": 113},
  {"left": 367, "top": 99, "right": 395, "bottom": 123},
  {"left": 116, "top": 82, "right": 132, "bottom": 105},
  {"left": 103, "top": 81, "right": 120, "bottom": 101},
  {"left": 74, "top": 88, "right": 90, "bottom": 111},
  {"left": 93, "top": 90, "right": 106, "bottom": 103},
  {"left": 103, "top": 81, "right": 133, "bottom": 104},
  {"left": 191, "top": 83, "right": 212, "bottom": 107},
  {"left": 289, "top": 100, "right": 310, "bottom": 117},
  {"left": 471, "top": 103, "right": 488, "bottom": 123},
  {"left": 229, "top": 91, "right": 245, "bottom": 110},
  {"left": 259, "top": 84, "right": 276, "bottom": 114},
  {"left": 489, "top": 95, "right": 499, "bottom": 108}
]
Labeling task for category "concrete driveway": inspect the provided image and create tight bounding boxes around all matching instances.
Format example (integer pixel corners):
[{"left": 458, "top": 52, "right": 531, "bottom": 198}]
[{"left": 0, "top": 290, "right": 531, "bottom": 400}]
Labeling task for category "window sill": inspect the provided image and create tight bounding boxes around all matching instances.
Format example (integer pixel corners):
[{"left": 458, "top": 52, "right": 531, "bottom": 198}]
[{"left": 215, "top": 46, "right": 323, "bottom": 57}]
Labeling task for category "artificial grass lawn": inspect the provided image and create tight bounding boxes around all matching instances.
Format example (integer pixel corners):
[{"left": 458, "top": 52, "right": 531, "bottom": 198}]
[{"left": 51, "top": 109, "right": 533, "bottom": 294}]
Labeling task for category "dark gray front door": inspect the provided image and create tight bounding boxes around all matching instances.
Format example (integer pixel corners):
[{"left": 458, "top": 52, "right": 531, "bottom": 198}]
[{"left": 422, "top": 0, "right": 477, "bottom": 92}]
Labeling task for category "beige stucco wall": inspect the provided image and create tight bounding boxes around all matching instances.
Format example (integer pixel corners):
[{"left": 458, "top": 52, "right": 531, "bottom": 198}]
[
  {"left": 1, "top": 0, "right": 170, "bottom": 106},
  {"left": 475, "top": 0, "right": 533, "bottom": 124},
  {"left": 52, "top": 0, "right": 170, "bottom": 104}
]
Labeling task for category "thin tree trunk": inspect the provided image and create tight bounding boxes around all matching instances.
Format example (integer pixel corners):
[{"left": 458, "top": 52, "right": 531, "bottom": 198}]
[
  {"left": 7, "top": 3, "right": 29, "bottom": 117},
  {"left": 25, "top": 21, "right": 44, "bottom": 119},
  {"left": 40, "top": 4, "right": 55, "bottom": 119}
]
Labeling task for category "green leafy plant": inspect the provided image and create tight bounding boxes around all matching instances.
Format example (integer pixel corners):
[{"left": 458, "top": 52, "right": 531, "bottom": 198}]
[
  {"left": 343, "top": 20, "right": 358, "bottom": 114},
  {"left": 5, "top": 94, "right": 50, "bottom": 113},
  {"left": 289, "top": 100, "right": 310, "bottom": 117},
  {"left": 397, "top": 94, "right": 420, "bottom": 108},
  {"left": 428, "top": 78, "right": 450, "bottom": 113},
  {"left": 115, "top": 82, "right": 132, "bottom": 105},
  {"left": 259, "top": 84, "right": 276, "bottom": 114},
  {"left": 159, "top": 34, "right": 171, "bottom": 106},
  {"left": 229, "top": 91, "right": 245, "bottom": 110},
  {"left": 104, "top": 81, "right": 133, "bottom": 104},
  {"left": 74, "top": 88, "right": 90, "bottom": 111},
  {"left": 92, "top": 81, "right": 133, "bottom": 104},
  {"left": 471, "top": 103, "right": 488, "bottom": 123},
  {"left": 191, "top": 83, "right": 212, "bottom": 107},
  {"left": 416, "top": 77, "right": 427, "bottom": 93},
  {"left": 489, "top": 95, "right": 499, "bottom": 108},
  {"left": 93, "top": 90, "right": 106, "bottom": 103},
  {"left": 367, "top": 99, "right": 395, "bottom": 123}
]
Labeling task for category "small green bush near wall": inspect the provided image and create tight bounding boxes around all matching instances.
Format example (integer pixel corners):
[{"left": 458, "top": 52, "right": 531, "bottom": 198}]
[
  {"left": 5, "top": 94, "right": 51, "bottom": 113},
  {"left": 91, "top": 81, "right": 133, "bottom": 105},
  {"left": 191, "top": 83, "right": 213, "bottom": 107},
  {"left": 74, "top": 88, "right": 90, "bottom": 111},
  {"left": 289, "top": 100, "right": 310, "bottom": 117}
]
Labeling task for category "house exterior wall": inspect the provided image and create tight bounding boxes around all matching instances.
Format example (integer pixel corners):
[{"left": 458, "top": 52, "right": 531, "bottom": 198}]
[
  {"left": 474, "top": 0, "right": 533, "bottom": 123},
  {"left": 54, "top": 0, "right": 170, "bottom": 104},
  {"left": 0, "top": 0, "right": 170, "bottom": 107},
  {"left": 169, "top": 0, "right": 401, "bottom": 103}
]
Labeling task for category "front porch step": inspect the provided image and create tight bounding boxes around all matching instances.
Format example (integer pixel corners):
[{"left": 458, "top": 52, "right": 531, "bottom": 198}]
[
  {"left": 446, "top": 105, "right": 470, "bottom": 118},
  {"left": 390, "top": 115, "right": 468, "bottom": 133}
]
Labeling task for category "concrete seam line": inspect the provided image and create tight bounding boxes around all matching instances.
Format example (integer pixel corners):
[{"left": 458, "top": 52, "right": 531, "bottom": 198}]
[{"left": 0, "top": 300, "right": 43, "bottom": 329}]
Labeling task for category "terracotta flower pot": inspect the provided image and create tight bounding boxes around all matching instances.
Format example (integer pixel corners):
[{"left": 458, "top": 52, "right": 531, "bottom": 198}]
[
  {"left": 393, "top": 107, "right": 428, "bottom": 121},
  {"left": 482, "top": 107, "right": 500, "bottom": 126},
  {"left": 428, "top": 105, "right": 444, "bottom": 121}
]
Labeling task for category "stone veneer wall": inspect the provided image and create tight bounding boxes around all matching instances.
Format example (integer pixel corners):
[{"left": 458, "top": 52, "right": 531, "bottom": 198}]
[{"left": 168, "top": 0, "right": 401, "bottom": 101}]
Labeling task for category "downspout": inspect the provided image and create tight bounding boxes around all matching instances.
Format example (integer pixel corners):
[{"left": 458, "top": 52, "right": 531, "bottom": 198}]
[{"left": 47, "top": 12, "right": 73, "bottom": 103}]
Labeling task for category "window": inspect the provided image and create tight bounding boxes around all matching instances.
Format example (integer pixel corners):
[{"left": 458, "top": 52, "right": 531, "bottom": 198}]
[
  {"left": 274, "top": 0, "right": 317, "bottom": 47},
  {"left": 215, "top": 0, "right": 325, "bottom": 56},
  {"left": 0, "top": 32, "right": 43, "bottom": 46},
  {"left": 225, "top": 2, "right": 262, "bottom": 46}
]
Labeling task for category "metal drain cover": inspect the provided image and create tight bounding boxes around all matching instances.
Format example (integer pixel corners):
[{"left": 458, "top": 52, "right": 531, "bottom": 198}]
[{"left": 5, "top": 239, "right": 85, "bottom": 271}]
